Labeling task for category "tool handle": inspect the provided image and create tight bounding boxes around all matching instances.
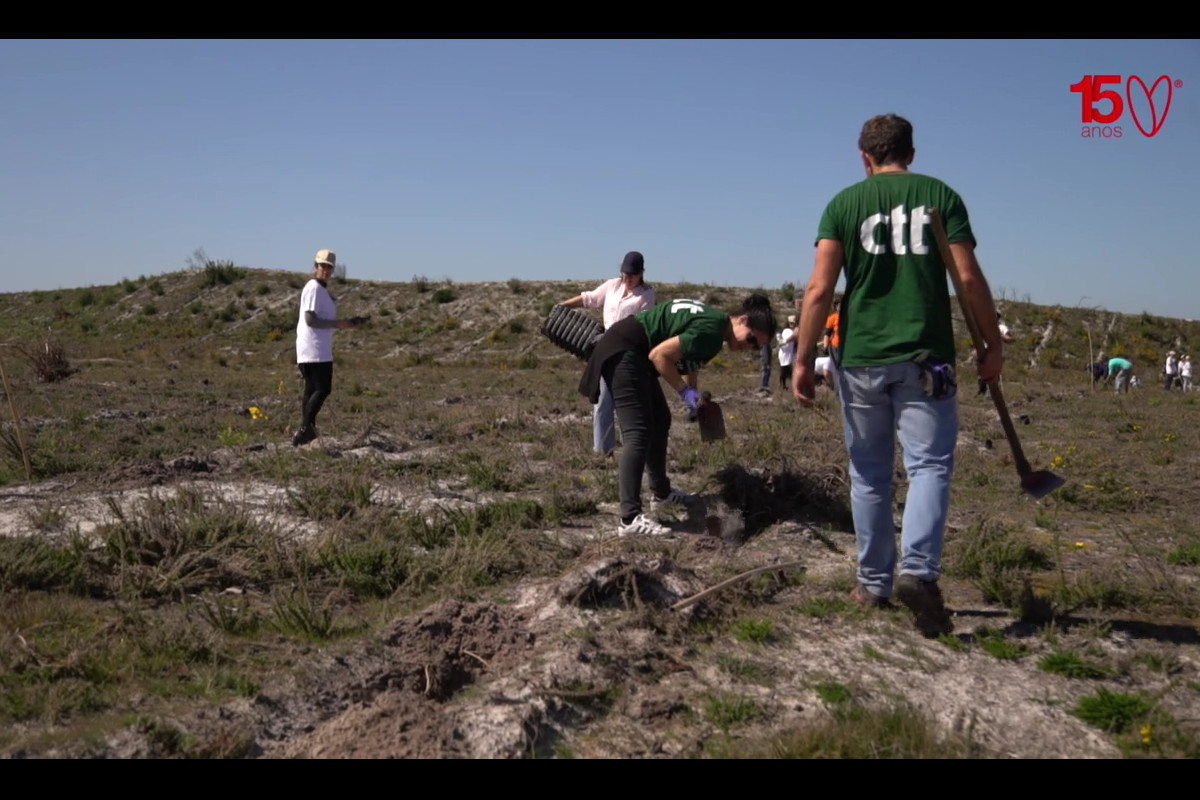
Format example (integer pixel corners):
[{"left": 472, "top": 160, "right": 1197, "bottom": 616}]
[
  {"left": 986, "top": 382, "right": 1032, "bottom": 477},
  {"left": 929, "top": 209, "right": 1033, "bottom": 477}
]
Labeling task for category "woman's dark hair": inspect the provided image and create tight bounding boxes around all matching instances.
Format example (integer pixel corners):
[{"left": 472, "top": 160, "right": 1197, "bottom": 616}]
[{"left": 738, "top": 293, "right": 777, "bottom": 338}]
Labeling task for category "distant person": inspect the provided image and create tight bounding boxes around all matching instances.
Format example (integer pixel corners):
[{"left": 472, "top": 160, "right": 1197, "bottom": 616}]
[
  {"left": 1088, "top": 354, "right": 1108, "bottom": 387},
  {"left": 293, "top": 249, "right": 365, "bottom": 446},
  {"left": 1181, "top": 354, "right": 1193, "bottom": 392},
  {"left": 792, "top": 113, "right": 1003, "bottom": 638},
  {"left": 556, "top": 251, "right": 655, "bottom": 456},
  {"left": 997, "top": 311, "right": 1014, "bottom": 343},
  {"left": 971, "top": 312, "right": 1012, "bottom": 362},
  {"left": 758, "top": 331, "right": 773, "bottom": 395},
  {"left": 822, "top": 298, "right": 841, "bottom": 356},
  {"left": 813, "top": 354, "right": 838, "bottom": 393},
  {"left": 580, "top": 294, "right": 776, "bottom": 537},
  {"left": 1104, "top": 356, "right": 1133, "bottom": 394},
  {"left": 777, "top": 315, "right": 797, "bottom": 392},
  {"left": 1164, "top": 350, "right": 1178, "bottom": 390}
]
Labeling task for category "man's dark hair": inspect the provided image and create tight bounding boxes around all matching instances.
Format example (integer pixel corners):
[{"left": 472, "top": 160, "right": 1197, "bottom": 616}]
[
  {"left": 738, "top": 293, "right": 777, "bottom": 338},
  {"left": 858, "top": 113, "right": 914, "bottom": 167}
]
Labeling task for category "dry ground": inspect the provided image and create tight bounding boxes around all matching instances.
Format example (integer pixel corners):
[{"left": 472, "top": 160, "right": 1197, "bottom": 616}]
[{"left": 1, "top": 268, "right": 1198, "bottom": 758}]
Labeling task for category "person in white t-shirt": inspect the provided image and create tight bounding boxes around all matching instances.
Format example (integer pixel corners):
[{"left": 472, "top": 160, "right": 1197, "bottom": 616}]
[
  {"left": 777, "top": 315, "right": 797, "bottom": 392},
  {"left": 293, "top": 249, "right": 364, "bottom": 446},
  {"left": 814, "top": 355, "right": 838, "bottom": 395},
  {"left": 1165, "top": 350, "right": 1179, "bottom": 390},
  {"left": 557, "top": 251, "right": 656, "bottom": 455}
]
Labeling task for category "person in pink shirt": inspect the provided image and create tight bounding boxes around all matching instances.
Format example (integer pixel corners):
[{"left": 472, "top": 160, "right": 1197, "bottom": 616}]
[{"left": 557, "top": 251, "right": 656, "bottom": 455}]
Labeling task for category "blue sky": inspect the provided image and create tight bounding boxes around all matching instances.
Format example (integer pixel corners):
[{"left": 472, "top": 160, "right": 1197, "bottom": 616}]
[{"left": 2, "top": 39, "right": 1197, "bottom": 317}]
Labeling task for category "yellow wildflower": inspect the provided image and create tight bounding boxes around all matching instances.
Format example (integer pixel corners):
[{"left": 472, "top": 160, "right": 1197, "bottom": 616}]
[
  {"left": 1074, "top": 541, "right": 1086, "bottom": 549},
  {"left": 1140, "top": 724, "right": 1152, "bottom": 745},
  {"left": 249, "top": 406, "right": 268, "bottom": 421},
  {"left": 277, "top": 379, "right": 286, "bottom": 395}
]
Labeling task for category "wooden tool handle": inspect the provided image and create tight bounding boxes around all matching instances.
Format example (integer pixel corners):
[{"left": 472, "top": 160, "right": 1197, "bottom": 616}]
[{"left": 929, "top": 209, "right": 1032, "bottom": 477}]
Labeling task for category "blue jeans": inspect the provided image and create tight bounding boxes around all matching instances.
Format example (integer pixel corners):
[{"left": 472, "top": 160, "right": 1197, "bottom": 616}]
[
  {"left": 836, "top": 362, "right": 958, "bottom": 596},
  {"left": 593, "top": 378, "right": 617, "bottom": 453}
]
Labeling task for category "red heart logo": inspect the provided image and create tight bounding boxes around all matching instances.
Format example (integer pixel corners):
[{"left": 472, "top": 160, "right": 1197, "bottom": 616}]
[{"left": 1126, "top": 75, "right": 1173, "bottom": 138}]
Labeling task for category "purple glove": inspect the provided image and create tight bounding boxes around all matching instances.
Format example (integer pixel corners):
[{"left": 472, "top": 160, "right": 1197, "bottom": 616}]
[{"left": 678, "top": 385, "right": 701, "bottom": 415}]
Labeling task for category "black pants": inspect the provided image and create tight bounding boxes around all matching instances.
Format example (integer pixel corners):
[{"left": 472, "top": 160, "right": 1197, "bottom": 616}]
[
  {"left": 298, "top": 361, "right": 333, "bottom": 430},
  {"left": 604, "top": 354, "right": 672, "bottom": 522},
  {"left": 779, "top": 363, "right": 793, "bottom": 391}
]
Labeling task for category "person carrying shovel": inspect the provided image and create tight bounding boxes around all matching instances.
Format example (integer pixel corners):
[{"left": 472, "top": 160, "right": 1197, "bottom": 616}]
[{"left": 792, "top": 113, "right": 1003, "bottom": 637}]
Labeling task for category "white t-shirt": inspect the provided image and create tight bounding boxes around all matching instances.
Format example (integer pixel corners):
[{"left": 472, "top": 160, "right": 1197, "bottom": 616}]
[
  {"left": 777, "top": 328, "right": 796, "bottom": 366},
  {"left": 815, "top": 355, "right": 837, "bottom": 380},
  {"left": 296, "top": 279, "right": 337, "bottom": 363}
]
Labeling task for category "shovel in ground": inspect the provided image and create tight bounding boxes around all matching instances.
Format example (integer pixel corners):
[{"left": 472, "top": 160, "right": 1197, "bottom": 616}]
[
  {"left": 697, "top": 391, "right": 726, "bottom": 442},
  {"left": 930, "top": 209, "right": 1065, "bottom": 500}
]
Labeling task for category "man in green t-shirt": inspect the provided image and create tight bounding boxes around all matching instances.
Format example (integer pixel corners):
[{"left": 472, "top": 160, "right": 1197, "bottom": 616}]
[
  {"left": 792, "top": 114, "right": 1003, "bottom": 637},
  {"left": 580, "top": 294, "right": 776, "bottom": 537}
]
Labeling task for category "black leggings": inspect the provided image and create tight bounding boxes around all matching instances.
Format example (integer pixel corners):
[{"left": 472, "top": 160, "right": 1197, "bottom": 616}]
[
  {"left": 604, "top": 354, "right": 672, "bottom": 522},
  {"left": 298, "top": 361, "right": 333, "bottom": 429}
]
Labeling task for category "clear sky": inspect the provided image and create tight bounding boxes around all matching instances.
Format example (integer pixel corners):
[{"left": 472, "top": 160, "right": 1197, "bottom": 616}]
[{"left": 2, "top": 39, "right": 1197, "bottom": 317}]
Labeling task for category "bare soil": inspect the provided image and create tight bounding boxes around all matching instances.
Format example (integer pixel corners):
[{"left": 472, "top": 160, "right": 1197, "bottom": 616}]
[{"left": 2, "top": 273, "right": 1198, "bottom": 758}]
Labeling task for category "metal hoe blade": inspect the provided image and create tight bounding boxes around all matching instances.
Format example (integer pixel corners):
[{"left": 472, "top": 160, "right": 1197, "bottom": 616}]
[{"left": 1021, "top": 469, "right": 1066, "bottom": 500}]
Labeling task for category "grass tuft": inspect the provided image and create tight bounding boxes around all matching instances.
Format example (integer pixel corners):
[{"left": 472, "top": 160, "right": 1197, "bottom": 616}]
[{"left": 1072, "top": 689, "right": 1151, "bottom": 733}]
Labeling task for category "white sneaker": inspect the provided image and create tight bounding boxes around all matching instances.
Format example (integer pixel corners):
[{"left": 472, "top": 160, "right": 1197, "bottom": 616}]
[
  {"left": 617, "top": 514, "right": 673, "bottom": 537},
  {"left": 651, "top": 488, "right": 697, "bottom": 513}
]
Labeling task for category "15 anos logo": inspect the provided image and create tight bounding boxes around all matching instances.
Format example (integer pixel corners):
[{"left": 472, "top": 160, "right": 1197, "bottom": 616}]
[{"left": 1070, "top": 75, "right": 1181, "bottom": 138}]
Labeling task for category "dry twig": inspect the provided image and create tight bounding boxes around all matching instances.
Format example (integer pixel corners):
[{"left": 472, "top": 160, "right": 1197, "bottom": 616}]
[{"left": 670, "top": 560, "right": 804, "bottom": 612}]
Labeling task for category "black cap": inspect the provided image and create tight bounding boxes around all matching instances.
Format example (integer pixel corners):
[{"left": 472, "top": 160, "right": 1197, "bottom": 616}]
[{"left": 620, "top": 251, "right": 645, "bottom": 274}]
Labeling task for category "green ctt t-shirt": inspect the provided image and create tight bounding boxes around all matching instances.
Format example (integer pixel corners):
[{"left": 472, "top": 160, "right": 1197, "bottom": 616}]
[
  {"left": 816, "top": 171, "right": 975, "bottom": 367},
  {"left": 636, "top": 299, "right": 730, "bottom": 374}
]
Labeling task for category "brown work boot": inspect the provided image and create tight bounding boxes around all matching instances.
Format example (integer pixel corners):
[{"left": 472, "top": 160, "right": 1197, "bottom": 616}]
[
  {"left": 894, "top": 574, "right": 953, "bottom": 638},
  {"left": 850, "top": 583, "right": 892, "bottom": 609}
]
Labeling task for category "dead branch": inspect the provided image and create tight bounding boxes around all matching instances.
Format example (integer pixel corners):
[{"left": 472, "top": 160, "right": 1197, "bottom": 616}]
[{"left": 670, "top": 560, "right": 804, "bottom": 612}]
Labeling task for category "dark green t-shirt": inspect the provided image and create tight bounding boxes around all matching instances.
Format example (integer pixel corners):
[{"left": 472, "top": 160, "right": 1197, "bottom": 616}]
[
  {"left": 636, "top": 299, "right": 729, "bottom": 374},
  {"left": 816, "top": 171, "right": 974, "bottom": 367}
]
